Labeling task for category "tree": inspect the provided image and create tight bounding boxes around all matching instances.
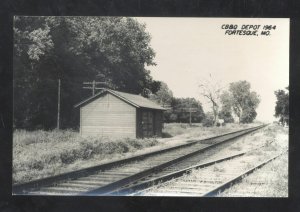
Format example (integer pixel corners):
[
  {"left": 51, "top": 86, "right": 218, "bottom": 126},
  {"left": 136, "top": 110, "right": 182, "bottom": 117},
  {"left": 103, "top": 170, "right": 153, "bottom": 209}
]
[
  {"left": 225, "top": 81, "right": 260, "bottom": 123},
  {"left": 164, "top": 97, "right": 205, "bottom": 123},
  {"left": 149, "top": 82, "right": 173, "bottom": 107},
  {"left": 13, "top": 17, "right": 159, "bottom": 129},
  {"left": 218, "top": 109, "right": 234, "bottom": 123},
  {"left": 202, "top": 112, "right": 215, "bottom": 127},
  {"left": 199, "top": 74, "right": 223, "bottom": 125},
  {"left": 219, "top": 91, "right": 234, "bottom": 123},
  {"left": 274, "top": 87, "right": 289, "bottom": 126}
]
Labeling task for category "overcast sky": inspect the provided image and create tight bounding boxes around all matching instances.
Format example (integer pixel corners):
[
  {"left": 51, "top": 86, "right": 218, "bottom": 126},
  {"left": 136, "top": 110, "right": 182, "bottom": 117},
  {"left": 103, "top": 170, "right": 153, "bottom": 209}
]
[{"left": 136, "top": 17, "right": 289, "bottom": 123}]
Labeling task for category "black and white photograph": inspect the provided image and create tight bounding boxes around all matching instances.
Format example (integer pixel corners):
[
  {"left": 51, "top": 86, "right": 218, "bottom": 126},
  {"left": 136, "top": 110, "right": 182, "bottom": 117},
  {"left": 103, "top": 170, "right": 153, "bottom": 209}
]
[{"left": 12, "top": 16, "right": 289, "bottom": 197}]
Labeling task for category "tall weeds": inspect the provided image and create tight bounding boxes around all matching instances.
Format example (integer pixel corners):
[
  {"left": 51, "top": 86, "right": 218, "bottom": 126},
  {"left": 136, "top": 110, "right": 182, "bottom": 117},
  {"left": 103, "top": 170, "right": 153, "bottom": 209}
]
[{"left": 13, "top": 130, "right": 157, "bottom": 184}]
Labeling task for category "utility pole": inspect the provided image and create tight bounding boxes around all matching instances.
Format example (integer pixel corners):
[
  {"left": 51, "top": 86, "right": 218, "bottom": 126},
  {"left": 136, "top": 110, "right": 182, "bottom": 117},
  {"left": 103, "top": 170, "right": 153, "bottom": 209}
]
[
  {"left": 83, "top": 80, "right": 108, "bottom": 96},
  {"left": 173, "top": 107, "right": 198, "bottom": 125},
  {"left": 92, "top": 80, "right": 95, "bottom": 96},
  {"left": 57, "top": 78, "right": 61, "bottom": 130},
  {"left": 178, "top": 107, "right": 198, "bottom": 126},
  {"left": 189, "top": 108, "right": 192, "bottom": 126}
]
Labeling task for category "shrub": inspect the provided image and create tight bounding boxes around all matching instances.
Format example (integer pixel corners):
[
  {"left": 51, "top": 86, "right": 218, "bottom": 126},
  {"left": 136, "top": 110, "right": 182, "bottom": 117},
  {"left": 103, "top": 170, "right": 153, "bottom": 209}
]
[
  {"left": 29, "top": 159, "right": 44, "bottom": 170},
  {"left": 13, "top": 129, "right": 160, "bottom": 184},
  {"left": 143, "top": 138, "right": 158, "bottom": 147},
  {"left": 60, "top": 149, "right": 79, "bottom": 164},
  {"left": 202, "top": 113, "right": 214, "bottom": 127},
  {"left": 116, "top": 141, "right": 130, "bottom": 153},
  {"left": 218, "top": 109, "right": 234, "bottom": 123},
  {"left": 162, "top": 132, "right": 172, "bottom": 138},
  {"left": 126, "top": 138, "right": 143, "bottom": 149},
  {"left": 162, "top": 123, "right": 188, "bottom": 137}
]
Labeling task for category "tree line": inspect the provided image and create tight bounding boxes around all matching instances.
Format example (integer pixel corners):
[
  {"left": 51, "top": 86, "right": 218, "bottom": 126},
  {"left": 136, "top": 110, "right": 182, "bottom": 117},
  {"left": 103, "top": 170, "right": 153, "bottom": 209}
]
[
  {"left": 14, "top": 16, "right": 286, "bottom": 130},
  {"left": 14, "top": 16, "right": 160, "bottom": 129},
  {"left": 150, "top": 79, "right": 289, "bottom": 127},
  {"left": 149, "top": 80, "right": 261, "bottom": 126},
  {"left": 274, "top": 86, "right": 289, "bottom": 126}
]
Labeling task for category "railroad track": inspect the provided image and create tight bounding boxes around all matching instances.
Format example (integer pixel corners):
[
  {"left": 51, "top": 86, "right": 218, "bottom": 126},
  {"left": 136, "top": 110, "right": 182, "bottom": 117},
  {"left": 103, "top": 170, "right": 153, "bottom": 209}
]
[
  {"left": 135, "top": 148, "right": 286, "bottom": 197},
  {"left": 113, "top": 139, "right": 275, "bottom": 195},
  {"left": 217, "top": 153, "right": 288, "bottom": 197},
  {"left": 13, "top": 125, "right": 266, "bottom": 195}
]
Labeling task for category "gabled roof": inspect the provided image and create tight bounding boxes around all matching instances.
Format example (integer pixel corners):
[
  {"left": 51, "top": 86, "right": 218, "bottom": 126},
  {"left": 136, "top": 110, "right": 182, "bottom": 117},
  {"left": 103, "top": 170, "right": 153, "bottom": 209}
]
[{"left": 74, "top": 88, "right": 166, "bottom": 110}]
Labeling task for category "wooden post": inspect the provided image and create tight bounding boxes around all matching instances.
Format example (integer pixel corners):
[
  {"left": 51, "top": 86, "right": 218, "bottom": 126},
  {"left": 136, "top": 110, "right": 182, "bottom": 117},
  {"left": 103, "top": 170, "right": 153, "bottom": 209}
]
[
  {"left": 57, "top": 79, "right": 61, "bottom": 129},
  {"left": 189, "top": 108, "right": 192, "bottom": 126},
  {"left": 92, "top": 80, "right": 95, "bottom": 96},
  {"left": 189, "top": 99, "right": 192, "bottom": 126}
]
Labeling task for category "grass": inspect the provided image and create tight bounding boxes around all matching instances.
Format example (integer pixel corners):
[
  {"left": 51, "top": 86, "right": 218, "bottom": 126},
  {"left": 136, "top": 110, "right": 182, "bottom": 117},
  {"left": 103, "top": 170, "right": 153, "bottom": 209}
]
[
  {"left": 162, "top": 123, "right": 197, "bottom": 137},
  {"left": 218, "top": 124, "right": 289, "bottom": 197},
  {"left": 13, "top": 122, "right": 262, "bottom": 185},
  {"left": 13, "top": 129, "right": 158, "bottom": 184},
  {"left": 162, "top": 122, "right": 258, "bottom": 139},
  {"left": 143, "top": 123, "right": 288, "bottom": 197},
  {"left": 219, "top": 152, "right": 288, "bottom": 197},
  {"left": 213, "top": 165, "right": 225, "bottom": 172}
]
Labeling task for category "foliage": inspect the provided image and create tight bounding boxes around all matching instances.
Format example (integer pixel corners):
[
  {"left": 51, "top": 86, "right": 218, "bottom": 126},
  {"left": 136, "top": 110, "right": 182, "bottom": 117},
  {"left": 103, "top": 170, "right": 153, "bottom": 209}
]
[
  {"left": 218, "top": 125, "right": 288, "bottom": 197},
  {"left": 13, "top": 123, "right": 257, "bottom": 183},
  {"left": 219, "top": 91, "right": 234, "bottom": 123},
  {"left": 149, "top": 83, "right": 205, "bottom": 124},
  {"left": 240, "top": 107, "right": 257, "bottom": 123},
  {"left": 162, "top": 123, "right": 190, "bottom": 137},
  {"left": 14, "top": 16, "right": 159, "bottom": 129},
  {"left": 218, "top": 109, "right": 234, "bottom": 123},
  {"left": 274, "top": 87, "right": 289, "bottom": 126},
  {"left": 164, "top": 97, "right": 205, "bottom": 123},
  {"left": 149, "top": 81, "right": 173, "bottom": 107},
  {"left": 13, "top": 129, "right": 158, "bottom": 184},
  {"left": 221, "top": 81, "right": 260, "bottom": 123},
  {"left": 202, "top": 112, "right": 215, "bottom": 127},
  {"left": 162, "top": 122, "right": 253, "bottom": 139}
]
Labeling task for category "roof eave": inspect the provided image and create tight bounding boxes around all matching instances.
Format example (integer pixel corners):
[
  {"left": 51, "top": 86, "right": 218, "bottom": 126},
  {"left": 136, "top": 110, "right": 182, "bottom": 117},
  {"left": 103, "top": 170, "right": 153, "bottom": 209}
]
[
  {"left": 73, "top": 91, "right": 105, "bottom": 108},
  {"left": 74, "top": 89, "right": 141, "bottom": 109},
  {"left": 107, "top": 89, "right": 140, "bottom": 108},
  {"left": 73, "top": 88, "right": 166, "bottom": 111},
  {"left": 139, "top": 106, "right": 167, "bottom": 111}
]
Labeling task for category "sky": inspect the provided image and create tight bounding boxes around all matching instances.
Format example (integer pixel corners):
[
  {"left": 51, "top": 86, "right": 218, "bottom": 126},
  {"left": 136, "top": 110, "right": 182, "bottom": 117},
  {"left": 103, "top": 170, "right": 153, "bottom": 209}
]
[{"left": 136, "top": 17, "right": 289, "bottom": 123}]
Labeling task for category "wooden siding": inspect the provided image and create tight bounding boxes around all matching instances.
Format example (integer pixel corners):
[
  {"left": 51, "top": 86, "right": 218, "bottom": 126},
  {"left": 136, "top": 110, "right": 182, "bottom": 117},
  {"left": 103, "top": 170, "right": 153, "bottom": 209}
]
[{"left": 80, "top": 93, "right": 136, "bottom": 138}]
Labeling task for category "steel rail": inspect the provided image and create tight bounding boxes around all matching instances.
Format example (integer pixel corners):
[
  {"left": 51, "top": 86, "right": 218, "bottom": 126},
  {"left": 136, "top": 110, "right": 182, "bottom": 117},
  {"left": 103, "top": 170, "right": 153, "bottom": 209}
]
[
  {"left": 81, "top": 125, "right": 266, "bottom": 195},
  {"left": 12, "top": 124, "right": 266, "bottom": 195},
  {"left": 202, "top": 150, "right": 288, "bottom": 197},
  {"left": 112, "top": 142, "right": 273, "bottom": 196}
]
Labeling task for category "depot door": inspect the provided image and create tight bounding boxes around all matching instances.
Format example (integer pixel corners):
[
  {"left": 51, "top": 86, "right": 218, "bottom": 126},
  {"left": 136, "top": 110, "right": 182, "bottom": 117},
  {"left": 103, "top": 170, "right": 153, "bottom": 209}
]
[{"left": 142, "top": 111, "right": 154, "bottom": 137}]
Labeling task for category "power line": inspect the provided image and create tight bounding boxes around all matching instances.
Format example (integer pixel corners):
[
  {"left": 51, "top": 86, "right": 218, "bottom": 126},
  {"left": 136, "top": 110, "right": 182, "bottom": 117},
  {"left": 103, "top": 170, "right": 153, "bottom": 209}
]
[
  {"left": 82, "top": 80, "right": 108, "bottom": 96},
  {"left": 173, "top": 107, "right": 199, "bottom": 126}
]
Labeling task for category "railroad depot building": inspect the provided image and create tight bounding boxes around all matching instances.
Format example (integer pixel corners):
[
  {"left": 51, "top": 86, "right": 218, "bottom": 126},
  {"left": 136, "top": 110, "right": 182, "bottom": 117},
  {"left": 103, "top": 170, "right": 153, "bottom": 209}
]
[{"left": 74, "top": 89, "right": 166, "bottom": 138}]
